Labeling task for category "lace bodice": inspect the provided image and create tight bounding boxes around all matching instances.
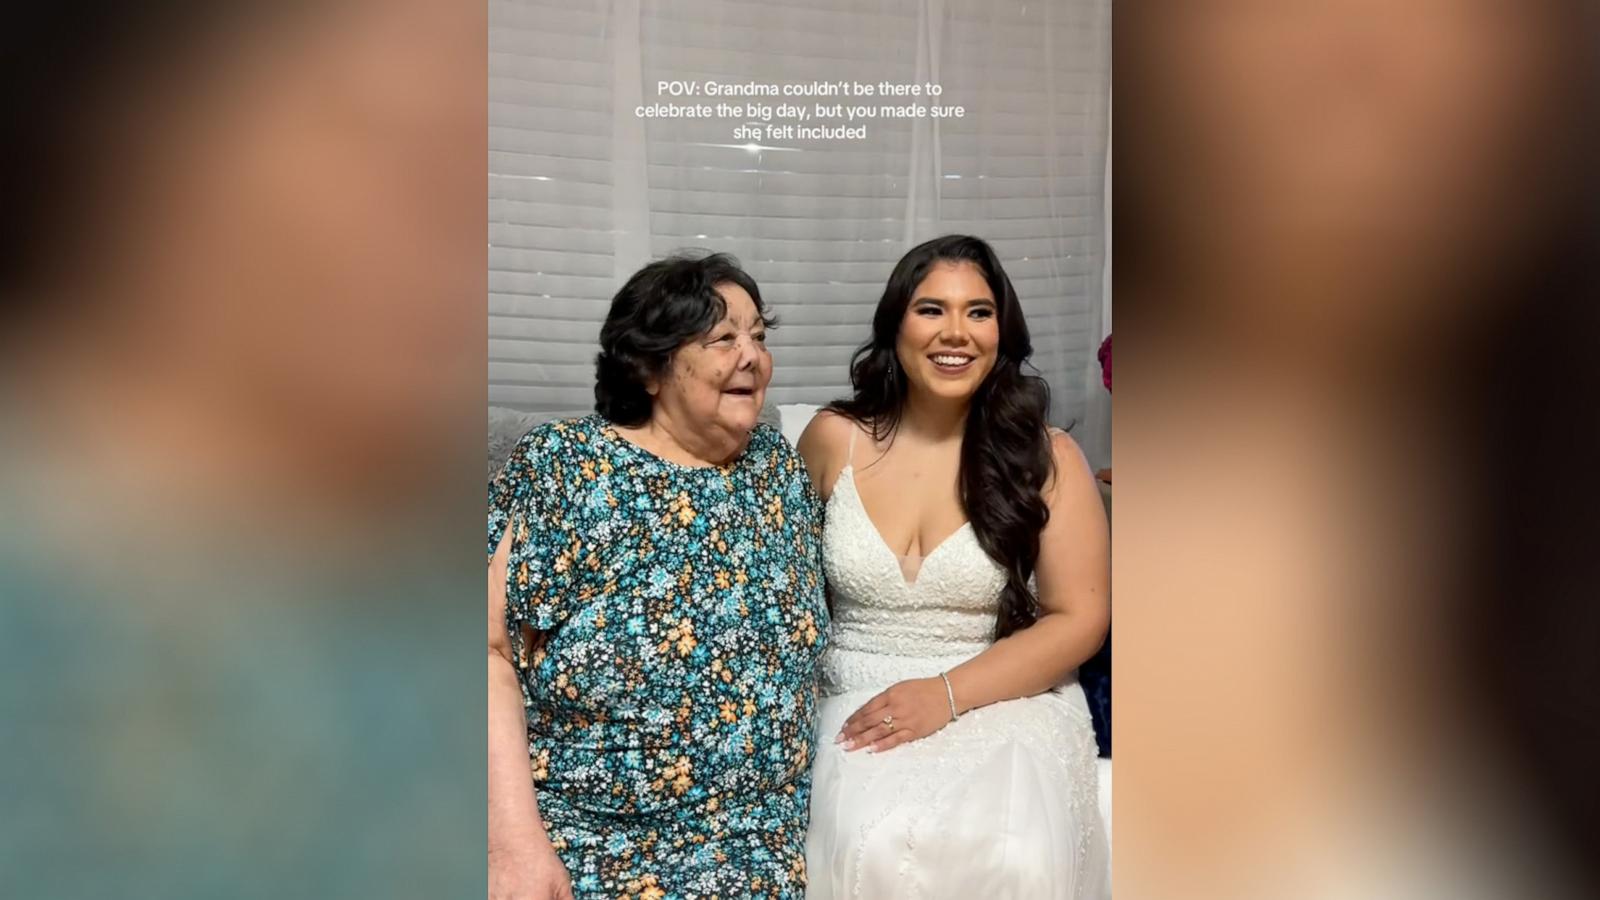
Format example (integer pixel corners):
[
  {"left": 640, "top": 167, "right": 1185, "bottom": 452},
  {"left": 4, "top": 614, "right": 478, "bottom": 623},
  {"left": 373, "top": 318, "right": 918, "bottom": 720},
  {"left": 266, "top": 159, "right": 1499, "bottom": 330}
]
[{"left": 818, "top": 465, "right": 1009, "bottom": 694}]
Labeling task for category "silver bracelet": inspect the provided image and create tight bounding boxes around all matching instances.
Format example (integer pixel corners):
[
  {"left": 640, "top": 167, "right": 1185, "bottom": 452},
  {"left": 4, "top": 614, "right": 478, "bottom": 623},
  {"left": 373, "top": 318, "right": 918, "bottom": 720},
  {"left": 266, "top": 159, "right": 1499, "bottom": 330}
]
[{"left": 939, "top": 671, "right": 959, "bottom": 722}]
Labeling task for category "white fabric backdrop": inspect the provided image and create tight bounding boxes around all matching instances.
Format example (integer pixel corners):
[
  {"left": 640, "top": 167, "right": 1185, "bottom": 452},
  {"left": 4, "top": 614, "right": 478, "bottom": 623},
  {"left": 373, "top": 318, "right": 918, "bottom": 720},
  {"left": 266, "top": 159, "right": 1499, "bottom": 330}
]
[{"left": 490, "top": 0, "right": 1111, "bottom": 467}]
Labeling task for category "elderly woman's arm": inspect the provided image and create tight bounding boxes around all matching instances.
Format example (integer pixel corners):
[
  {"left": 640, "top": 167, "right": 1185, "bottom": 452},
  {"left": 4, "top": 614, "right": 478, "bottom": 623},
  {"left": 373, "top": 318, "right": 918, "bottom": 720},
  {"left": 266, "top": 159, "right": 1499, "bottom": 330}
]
[
  {"left": 488, "top": 530, "right": 573, "bottom": 900},
  {"left": 836, "top": 431, "right": 1110, "bottom": 752}
]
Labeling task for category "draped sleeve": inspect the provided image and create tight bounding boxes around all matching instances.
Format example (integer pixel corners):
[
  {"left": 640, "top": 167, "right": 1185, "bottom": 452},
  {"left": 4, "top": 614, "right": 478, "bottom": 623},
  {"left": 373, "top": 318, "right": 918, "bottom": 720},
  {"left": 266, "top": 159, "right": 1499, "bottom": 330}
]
[{"left": 487, "top": 424, "right": 582, "bottom": 642}]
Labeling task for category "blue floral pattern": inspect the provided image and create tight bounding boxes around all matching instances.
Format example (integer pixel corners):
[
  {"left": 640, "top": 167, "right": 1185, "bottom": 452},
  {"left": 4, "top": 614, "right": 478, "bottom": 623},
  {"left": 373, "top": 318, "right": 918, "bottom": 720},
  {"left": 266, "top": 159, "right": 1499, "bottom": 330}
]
[{"left": 489, "top": 415, "right": 828, "bottom": 899}]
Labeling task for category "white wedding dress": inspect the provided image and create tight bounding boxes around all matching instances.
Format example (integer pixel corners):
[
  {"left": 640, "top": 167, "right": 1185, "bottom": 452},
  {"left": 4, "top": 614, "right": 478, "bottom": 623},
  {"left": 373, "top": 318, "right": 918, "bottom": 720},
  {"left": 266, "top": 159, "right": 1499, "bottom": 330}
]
[{"left": 805, "top": 459, "right": 1110, "bottom": 899}]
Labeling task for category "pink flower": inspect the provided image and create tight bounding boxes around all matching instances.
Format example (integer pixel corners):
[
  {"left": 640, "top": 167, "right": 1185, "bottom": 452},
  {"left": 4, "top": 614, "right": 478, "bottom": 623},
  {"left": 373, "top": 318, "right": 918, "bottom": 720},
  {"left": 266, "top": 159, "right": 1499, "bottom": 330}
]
[{"left": 1097, "top": 333, "right": 1111, "bottom": 393}]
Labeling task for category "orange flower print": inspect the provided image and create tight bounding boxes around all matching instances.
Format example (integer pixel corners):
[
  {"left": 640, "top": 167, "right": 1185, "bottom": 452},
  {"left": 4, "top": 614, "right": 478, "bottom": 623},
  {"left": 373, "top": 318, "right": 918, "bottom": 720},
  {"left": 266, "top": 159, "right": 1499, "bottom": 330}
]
[
  {"left": 792, "top": 611, "right": 819, "bottom": 645},
  {"left": 671, "top": 765, "right": 693, "bottom": 796},
  {"left": 719, "top": 700, "right": 738, "bottom": 724},
  {"left": 665, "top": 490, "right": 698, "bottom": 527},
  {"left": 621, "top": 876, "right": 664, "bottom": 900},
  {"left": 673, "top": 619, "right": 697, "bottom": 656}
]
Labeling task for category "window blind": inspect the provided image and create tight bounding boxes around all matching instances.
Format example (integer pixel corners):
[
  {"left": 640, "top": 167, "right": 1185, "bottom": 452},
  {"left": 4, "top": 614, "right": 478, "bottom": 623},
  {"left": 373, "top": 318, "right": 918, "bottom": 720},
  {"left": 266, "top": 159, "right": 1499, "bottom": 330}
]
[{"left": 490, "top": 0, "right": 1110, "bottom": 463}]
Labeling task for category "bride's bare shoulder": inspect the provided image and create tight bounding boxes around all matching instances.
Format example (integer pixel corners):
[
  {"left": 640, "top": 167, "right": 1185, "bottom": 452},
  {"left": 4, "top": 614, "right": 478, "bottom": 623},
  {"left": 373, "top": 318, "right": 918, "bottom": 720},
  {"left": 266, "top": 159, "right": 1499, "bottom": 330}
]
[
  {"left": 797, "top": 409, "right": 857, "bottom": 499},
  {"left": 1043, "top": 427, "right": 1095, "bottom": 501}
]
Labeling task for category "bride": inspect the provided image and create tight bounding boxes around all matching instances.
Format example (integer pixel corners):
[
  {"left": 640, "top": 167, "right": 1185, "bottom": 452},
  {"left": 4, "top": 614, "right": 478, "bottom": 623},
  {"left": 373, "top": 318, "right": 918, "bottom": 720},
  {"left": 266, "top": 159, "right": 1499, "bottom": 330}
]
[{"left": 797, "top": 235, "right": 1110, "bottom": 899}]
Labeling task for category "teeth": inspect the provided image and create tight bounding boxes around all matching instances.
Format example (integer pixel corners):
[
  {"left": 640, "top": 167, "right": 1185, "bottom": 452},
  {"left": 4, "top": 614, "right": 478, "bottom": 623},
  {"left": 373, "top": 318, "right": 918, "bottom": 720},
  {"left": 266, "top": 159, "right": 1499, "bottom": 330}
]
[{"left": 932, "top": 355, "right": 971, "bottom": 366}]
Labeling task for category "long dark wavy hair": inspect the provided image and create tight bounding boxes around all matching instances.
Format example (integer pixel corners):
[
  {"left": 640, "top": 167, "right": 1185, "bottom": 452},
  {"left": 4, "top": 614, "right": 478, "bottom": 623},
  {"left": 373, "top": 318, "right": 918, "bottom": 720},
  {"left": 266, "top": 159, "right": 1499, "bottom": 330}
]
[{"left": 828, "top": 234, "right": 1055, "bottom": 639}]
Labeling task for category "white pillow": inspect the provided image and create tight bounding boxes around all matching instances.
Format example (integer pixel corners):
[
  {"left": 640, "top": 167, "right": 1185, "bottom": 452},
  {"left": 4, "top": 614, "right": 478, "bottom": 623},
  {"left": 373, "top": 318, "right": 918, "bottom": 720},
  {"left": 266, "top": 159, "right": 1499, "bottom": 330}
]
[{"left": 777, "top": 403, "right": 822, "bottom": 446}]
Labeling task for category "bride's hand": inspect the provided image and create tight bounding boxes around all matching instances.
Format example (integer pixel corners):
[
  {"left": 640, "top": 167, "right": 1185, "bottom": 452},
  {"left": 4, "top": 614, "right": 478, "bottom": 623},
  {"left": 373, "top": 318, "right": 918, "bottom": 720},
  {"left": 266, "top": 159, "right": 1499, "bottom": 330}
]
[{"left": 836, "top": 677, "right": 954, "bottom": 752}]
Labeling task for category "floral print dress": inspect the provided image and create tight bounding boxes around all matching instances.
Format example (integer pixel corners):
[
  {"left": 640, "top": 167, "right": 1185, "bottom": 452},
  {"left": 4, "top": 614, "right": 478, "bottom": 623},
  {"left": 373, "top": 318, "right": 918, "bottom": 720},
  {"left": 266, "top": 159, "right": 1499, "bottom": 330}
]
[{"left": 488, "top": 415, "right": 828, "bottom": 899}]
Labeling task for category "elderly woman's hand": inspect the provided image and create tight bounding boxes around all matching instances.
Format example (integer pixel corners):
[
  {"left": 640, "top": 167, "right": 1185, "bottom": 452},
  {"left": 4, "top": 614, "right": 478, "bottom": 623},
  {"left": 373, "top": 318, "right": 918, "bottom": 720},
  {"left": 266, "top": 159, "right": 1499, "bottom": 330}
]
[
  {"left": 836, "top": 677, "right": 956, "bottom": 753},
  {"left": 488, "top": 843, "right": 573, "bottom": 900}
]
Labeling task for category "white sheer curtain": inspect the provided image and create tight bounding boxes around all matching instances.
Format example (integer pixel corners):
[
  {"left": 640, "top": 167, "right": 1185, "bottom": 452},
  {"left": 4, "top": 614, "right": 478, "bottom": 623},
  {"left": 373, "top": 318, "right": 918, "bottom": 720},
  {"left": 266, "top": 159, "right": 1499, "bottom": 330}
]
[{"left": 490, "top": 0, "right": 1111, "bottom": 467}]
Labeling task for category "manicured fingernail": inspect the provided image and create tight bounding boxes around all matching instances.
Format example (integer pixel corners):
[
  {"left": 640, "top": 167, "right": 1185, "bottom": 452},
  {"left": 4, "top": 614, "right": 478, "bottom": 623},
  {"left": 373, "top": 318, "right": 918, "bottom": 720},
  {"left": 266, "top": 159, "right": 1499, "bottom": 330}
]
[
  {"left": 841, "top": 739, "right": 855, "bottom": 750},
  {"left": 866, "top": 744, "right": 878, "bottom": 754},
  {"left": 833, "top": 732, "right": 844, "bottom": 744}
]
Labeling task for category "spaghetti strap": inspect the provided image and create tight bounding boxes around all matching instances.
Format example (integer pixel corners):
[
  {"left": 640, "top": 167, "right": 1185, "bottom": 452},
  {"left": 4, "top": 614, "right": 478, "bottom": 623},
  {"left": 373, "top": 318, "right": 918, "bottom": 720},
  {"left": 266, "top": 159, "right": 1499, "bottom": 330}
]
[{"left": 846, "top": 420, "right": 859, "bottom": 468}]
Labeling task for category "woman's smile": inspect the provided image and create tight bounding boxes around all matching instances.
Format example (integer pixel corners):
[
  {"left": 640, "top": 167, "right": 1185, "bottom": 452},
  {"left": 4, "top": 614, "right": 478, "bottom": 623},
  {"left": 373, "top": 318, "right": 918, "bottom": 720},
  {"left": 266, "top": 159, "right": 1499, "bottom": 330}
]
[{"left": 927, "top": 352, "right": 976, "bottom": 374}]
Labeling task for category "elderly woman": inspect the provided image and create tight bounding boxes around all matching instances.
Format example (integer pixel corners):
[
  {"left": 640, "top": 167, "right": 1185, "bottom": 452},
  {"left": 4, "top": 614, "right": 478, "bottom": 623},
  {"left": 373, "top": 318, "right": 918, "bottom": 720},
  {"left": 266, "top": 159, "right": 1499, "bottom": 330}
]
[{"left": 488, "top": 253, "right": 828, "bottom": 899}]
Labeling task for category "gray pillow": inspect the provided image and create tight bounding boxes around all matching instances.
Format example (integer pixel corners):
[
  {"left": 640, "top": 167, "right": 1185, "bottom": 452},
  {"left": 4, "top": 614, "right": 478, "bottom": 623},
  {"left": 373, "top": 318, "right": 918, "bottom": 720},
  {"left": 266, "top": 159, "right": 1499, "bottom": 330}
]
[
  {"left": 757, "top": 397, "right": 783, "bottom": 431},
  {"left": 488, "top": 407, "right": 558, "bottom": 479}
]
